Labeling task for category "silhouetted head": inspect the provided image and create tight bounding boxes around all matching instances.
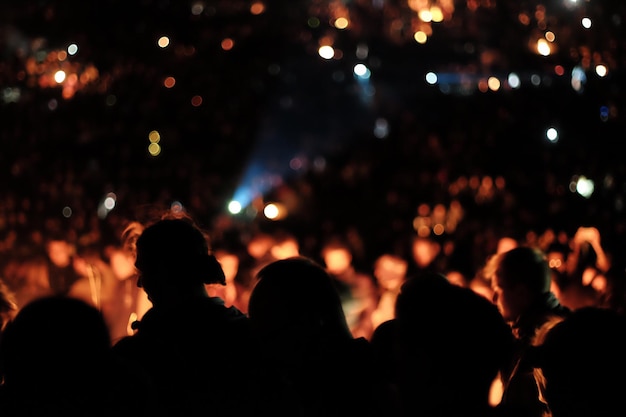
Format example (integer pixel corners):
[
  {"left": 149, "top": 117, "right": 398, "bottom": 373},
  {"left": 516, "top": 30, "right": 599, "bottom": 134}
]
[
  {"left": 394, "top": 273, "right": 515, "bottom": 411},
  {"left": 134, "top": 219, "right": 225, "bottom": 303},
  {"left": 490, "top": 246, "right": 552, "bottom": 322},
  {"left": 533, "top": 307, "right": 626, "bottom": 417},
  {"left": 0, "top": 296, "right": 111, "bottom": 388},
  {"left": 248, "top": 256, "right": 352, "bottom": 343}
]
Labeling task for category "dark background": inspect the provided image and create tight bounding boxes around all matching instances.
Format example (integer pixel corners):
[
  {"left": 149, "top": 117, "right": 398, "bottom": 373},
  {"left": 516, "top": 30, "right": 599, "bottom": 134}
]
[{"left": 1, "top": 0, "right": 625, "bottom": 274}]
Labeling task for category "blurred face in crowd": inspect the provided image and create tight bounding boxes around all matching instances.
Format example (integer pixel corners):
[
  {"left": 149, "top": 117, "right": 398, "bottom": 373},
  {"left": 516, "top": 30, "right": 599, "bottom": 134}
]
[
  {"left": 491, "top": 269, "right": 530, "bottom": 323},
  {"left": 46, "top": 240, "right": 73, "bottom": 268},
  {"left": 323, "top": 247, "right": 352, "bottom": 275}
]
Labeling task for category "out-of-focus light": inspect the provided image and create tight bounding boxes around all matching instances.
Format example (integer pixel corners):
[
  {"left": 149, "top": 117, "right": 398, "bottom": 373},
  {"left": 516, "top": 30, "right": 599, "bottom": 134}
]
[
  {"left": 508, "top": 73, "right": 521, "bottom": 88},
  {"left": 571, "top": 66, "right": 587, "bottom": 92},
  {"left": 487, "top": 77, "right": 500, "bottom": 91},
  {"left": 353, "top": 63, "right": 371, "bottom": 79},
  {"left": 164, "top": 76, "right": 176, "bottom": 88},
  {"left": 62, "top": 206, "right": 72, "bottom": 218},
  {"left": 48, "top": 99, "right": 58, "bottom": 110},
  {"left": 67, "top": 44, "right": 78, "bottom": 55},
  {"left": 318, "top": 45, "right": 335, "bottom": 59},
  {"left": 289, "top": 157, "right": 303, "bottom": 170},
  {"left": 148, "top": 143, "right": 161, "bottom": 156},
  {"left": 433, "top": 223, "right": 445, "bottom": 235},
  {"left": 595, "top": 64, "right": 608, "bottom": 77},
  {"left": 414, "top": 31, "right": 428, "bottom": 44},
  {"left": 576, "top": 176, "right": 594, "bottom": 198},
  {"left": 546, "top": 127, "right": 559, "bottom": 142},
  {"left": 158, "top": 36, "right": 170, "bottom": 48},
  {"left": 537, "top": 39, "right": 551, "bottom": 56},
  {"left": 430, "top": 6, "right": 444, "bottom": 22},
  {"left": 264, "top": 203, "right": 280, "bottom": 220},
  {"left": 554, "top": 65, "right": 565, "bottom": 76},
  {"left": 545, "top": 31, "right": 556, "bottom": 42},
  {"left": 104, "top": 195, "right": 116, "bottom": 210},
  {"left": 374, "top": 118, "right": 389, "bottom": 139},
  {"left": 425, "top": 72, "right": 437, "bottom": 84},
  {"left": 54, "top": 70, "right": 66, "bottom": 83},
  {"left": 250, "top": 2, "right": 265, "bottom": 15},
  {"left": 600, "top": 106, "right": 609, "bottom": 122},
  {"left": 334, "top": 17, "right": 349, "bottom": 29},
  {"left": 191, "top": 2, "right": 204, "bottom": 15},
  {"left": 530, "top": 74, "right": 541, "bottom": 86},
  {"left": 581, "top": 17, "right": 592, "bottom": 29},
  {"left": 308, "top": 17, "right": 320, "bottom": 28},
  {"left": 419, "top": 9, "right": 433, "bottom": 22},
  {"left": 57, "top": 50, "right": 67, "bottom": 61},
  {"left": 221, "top": 38, "right": 234, "bottom": 51},
  {"left": 356, "top": 43, "right": 368, "bottom": 59},
  {"left": 191, "top": 95, "right": 203, "bottom": 106},
  {"left": 170, "top": 201, "right": 184, "bottom": 214},
  {"left": 149, "top": 130, "right": 161, "bottom": 143},
  {"left": 228, "top": 200, "right": 242, "bottom": 214}
]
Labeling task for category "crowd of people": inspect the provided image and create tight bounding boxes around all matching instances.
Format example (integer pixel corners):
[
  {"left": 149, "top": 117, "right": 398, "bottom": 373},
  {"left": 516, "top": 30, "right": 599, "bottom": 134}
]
[{"left": 0, "top": 210, "right": 625, "bottom": 416}]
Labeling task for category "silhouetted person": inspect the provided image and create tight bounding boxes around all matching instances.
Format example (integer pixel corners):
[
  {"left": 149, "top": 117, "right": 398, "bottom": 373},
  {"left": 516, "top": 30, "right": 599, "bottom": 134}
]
[
  {"left": 487, "top": 246, "right": 570, "bottom": 417},
  {"left": 0, "top": 295, "right": 156, "bottom": 417},
  {"left": 532, "top": 306, "right": 626, "bottom": 417},
  {"left": 247, "top": 256, "right": 387, "bottom": 417},
  {"left": 383, "top": 272, "right": 515, "bottom": 417},
  {"left": 111, "top": 217, "right": 257, "bottom": 417}
]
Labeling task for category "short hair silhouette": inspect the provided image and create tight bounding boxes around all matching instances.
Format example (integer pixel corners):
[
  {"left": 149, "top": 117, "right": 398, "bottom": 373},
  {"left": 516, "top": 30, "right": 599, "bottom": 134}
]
[
  {"left": 494, "top": 246, "right": 552, "bottom": 294},
  {"left": 533, "top": 306, "right": 626, "bottom": 417},
  {"left": 135, "top": 218, "right": 225, "bottom": 287}
]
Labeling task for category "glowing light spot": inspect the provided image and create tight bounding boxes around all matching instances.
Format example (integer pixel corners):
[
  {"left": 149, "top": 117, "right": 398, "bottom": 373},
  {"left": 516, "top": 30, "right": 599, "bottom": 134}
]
[
  {"left": 537, "top": 39, "right": 551, "bottom": 56},
  {"left": 508, "top": 73, "right": 521, "bottom": 88},
  {"left": 221, "top": 38, "right": 234, "bottom": 51},
  {"left": 418, "top": 9, "right": 432, "bottom": 22},
  {"left": 414, "top": 31, "right": 428, "bottom": 44},
  {"left": 228, "top": 200, "right": 242, "bottom": 214},
  {"left": 487, "top": 77, "right": 500, "bottom": 91},
  {"left": 250, "top": 2, "right": 265, "bottom": 15},
  {"left": 353, "top": 63, "right": 371, "bottom": 79},
  {"left": 158, "top": 36, "right": 170, "bottom": 48},
  {"left": 171, "top": 201, "right": 184, "bottom": 213},
  {"left": 374, "top": 118, "right": 389, "bottom": 139},
  {"left": 104, "top": 196, "right": 116, "bottom": 210},
  {"left": 264, "top": 203, "right": 279, "bottom": 220},
  {"left": 554, "top": 65, "right": 565, "bottom": 76},
  {"left": 430, "top": 7, "right": 444, "bottom": 22},
  {"left": 67, "top": 44, "right": 78, "bottom": 55},
  {"left": 62, "top": 206, "right": 72, "bottom": 218},
  {"left": 576, "top": 176, "right": 594, "bottom": 198},
  {"left": 571, "top": 66, "right": 587, "bottom": 92},
  {"left": 191, "top": 95, "right": 203, "bottom": 106},
  {"left": 581, "top": 17, "right": 592, "bottom": 29},
  {"left": 546, "top": 127, "right": 559, "bottom": 142},
  {"left": 48, "top": 99, "right": 58, "bottom": 111},
  {"left": 164, "top": 76, "right": 176, "bottom": 88},
  {"left": 425, "top": 72, "right": 438, "bottom": 84},
  {"left": 148, "top": 143, "right": 161, "bottom": 156},
  {"left": 433, "top": 223, "right": 445, "bottom": 236},
  {"left": 545, "top": 31, "right": 556, "bottom": 42},
  {"left": 318, "top": 45, "right": 335, "bottom": 59},
  {"left": 334, "top": 17, "right": 349, "bottom": 29},
  {"left": 54, "top": 70, "right": 66, "bottom": 83},
  {"left": 148, "top": 130, "right": 161, "bottom": 143},
  {"left": 57, "top": 50, "right": 67, "bottom": 61},
  {"left": 595, "top": 64, "right": 607, "bottom": 77}
]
